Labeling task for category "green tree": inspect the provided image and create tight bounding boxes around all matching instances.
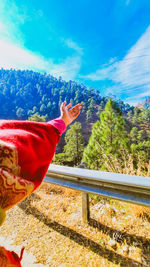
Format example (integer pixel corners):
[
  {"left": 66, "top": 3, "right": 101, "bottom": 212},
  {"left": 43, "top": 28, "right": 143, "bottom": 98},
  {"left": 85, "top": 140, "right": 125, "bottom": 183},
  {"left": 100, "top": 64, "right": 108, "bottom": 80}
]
[
  {"left": 132, "top": 107, "right": 141, "bottom": 125},
  {"left": 127, "top": 110, "right": 133, "bottom": 121},
  {"left": 86, "top": 98, "right": 94, "bottom": 122},
  {"left": 130, "top": 127, "right": 138, "bottom": 143},
  {"left": 81, "top": 101, "right": 86, "bottom": 113},
  {"left": 83, "top": 99, "right": 130, "bottom": 171},
  {"left": 82, "top": 121, "right": 103, "bottom": 170},
  {"left": 131, "top": 141, "right": 150, "bottom": 175},
  {"left": 40, "top": 104, "right": 46, "bottom": 114},
  {"left": 28, "top": 113, "right": 46, "bottom": 122},
  {"left": 16, "top": 108, "right": 25, "bottom": 119},
  {"left": 141, "top": 108, "right": 150, "bottom": 123},
  {"left": 53, "top": 153, "right": 68, "bottom": 166},
  {"left": 86, "top": 109, "right": 93, "bottom": 122},
  {"left": 137, "top": 130, "right": 148, "bottom": 142},
  {"left": 62, "top": 122, "right": 84, "bottom": 166},
  {"left": 96, "top": 101, "right": 104, "bottom": 117},
  {"left": 0, "top": 68, "right": 134, "bottom": 122}
]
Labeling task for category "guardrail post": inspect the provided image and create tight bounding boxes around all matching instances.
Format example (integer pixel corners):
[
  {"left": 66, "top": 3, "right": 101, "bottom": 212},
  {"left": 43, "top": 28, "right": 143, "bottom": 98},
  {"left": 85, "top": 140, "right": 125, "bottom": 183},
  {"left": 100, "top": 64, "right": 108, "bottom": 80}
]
[{"left": 82, "top": 192, "right": 90, "bottom": 223}]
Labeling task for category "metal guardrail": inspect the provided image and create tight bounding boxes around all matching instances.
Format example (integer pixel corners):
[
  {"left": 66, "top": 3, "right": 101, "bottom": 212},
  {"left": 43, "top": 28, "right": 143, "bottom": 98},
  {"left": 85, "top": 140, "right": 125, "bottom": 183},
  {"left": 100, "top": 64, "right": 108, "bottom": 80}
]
[{"left": 45, "top": 164, "right": 150, "bottom": 222}]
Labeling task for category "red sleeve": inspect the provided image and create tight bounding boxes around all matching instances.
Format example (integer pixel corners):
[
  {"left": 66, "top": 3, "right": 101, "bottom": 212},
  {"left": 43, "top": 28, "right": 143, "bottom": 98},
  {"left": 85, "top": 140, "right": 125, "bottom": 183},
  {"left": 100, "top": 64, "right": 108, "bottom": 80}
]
[
  {"left": 47, "top": 118, "right": 66, "bottom": 135},
  {"left": 0, "top": 120, "right": 61, "bottom": 190}
]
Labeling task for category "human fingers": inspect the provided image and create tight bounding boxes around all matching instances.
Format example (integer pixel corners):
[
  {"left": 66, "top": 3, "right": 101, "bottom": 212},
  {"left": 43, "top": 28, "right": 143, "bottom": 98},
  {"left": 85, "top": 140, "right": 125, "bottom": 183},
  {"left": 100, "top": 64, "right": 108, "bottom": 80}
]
[
  {"left": 72, "top": 103, "right": 81, "bottom": 109},
  {"left": 66, "top": 103, "right": 72, "bottom": 109},
  {"left": 70, "top": 104, "right": 82, "bottom": 112},
  {"left": 60, "top": 101, "right": 67, "bottom": 111},
  {"left": 63, "top": 100, "right": 67, "bottom": 106},
  {"left": 70, "top": 106, "right": 82, "bottom": 116},
  {"left": 73, "top": 109, "right": 81, "bottom": 119},
  {"left": 72, "top": 106, "right": 82, "bottom": 116}
]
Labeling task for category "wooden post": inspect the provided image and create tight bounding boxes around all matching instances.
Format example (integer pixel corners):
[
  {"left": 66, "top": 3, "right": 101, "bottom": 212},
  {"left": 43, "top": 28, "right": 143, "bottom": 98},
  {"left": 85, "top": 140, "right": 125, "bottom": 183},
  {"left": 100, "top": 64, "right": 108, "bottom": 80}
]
[{"left": 82, "top": 192, "right": 90, "bottom": 223}]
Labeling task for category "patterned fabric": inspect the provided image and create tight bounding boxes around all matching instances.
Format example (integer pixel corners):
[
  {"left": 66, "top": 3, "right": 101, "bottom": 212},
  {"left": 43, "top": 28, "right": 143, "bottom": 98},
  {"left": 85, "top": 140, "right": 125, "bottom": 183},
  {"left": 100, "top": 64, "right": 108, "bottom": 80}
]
[
  {"left": 0, "top": 119, "right": 64, "bottom": 265},
  {"left": 0, "top": 140, "right": 20, "bottom": 175},
  {"left": 0, "top": 140, "right": 34, "bottom": 212},
  {"left": 0, "top": 119, "right": 60, "bottom": 189}
]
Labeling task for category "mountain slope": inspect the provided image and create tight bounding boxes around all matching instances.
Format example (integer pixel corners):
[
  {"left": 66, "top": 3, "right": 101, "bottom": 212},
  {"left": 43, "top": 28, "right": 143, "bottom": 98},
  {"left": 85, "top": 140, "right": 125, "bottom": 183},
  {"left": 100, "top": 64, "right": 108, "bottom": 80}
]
[
  {"left": 0, "top": 69, "right": 132, "bottom": 122},
  {"left": 137, "top": 97, "right": 150, "bottom": 109}
]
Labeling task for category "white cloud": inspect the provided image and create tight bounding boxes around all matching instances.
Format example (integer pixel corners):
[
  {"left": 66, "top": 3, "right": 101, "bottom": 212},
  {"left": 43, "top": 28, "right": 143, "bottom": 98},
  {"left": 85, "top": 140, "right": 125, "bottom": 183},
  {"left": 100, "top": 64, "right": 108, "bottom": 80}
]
[
  {"left": 114, "top": 26, "right": 150, "bottom": 87},
  {"left": 124, "top": 95, "right": 147, "bottom": 106},
  {"left": 80, "top": 61, "right": 117, "bottom": 81},
  {"left": 82, "top": 25, "right": 150, "bottom": 103},
  {"left": 0, "top": 21, "right": 7, "bottom": 34},
  {"left": 0, "top": 37, "right": 81, "bottom": 81},
  {"left": 50, "top": 56, "right": 81, "bottom": 81},
  {"left": 0, "top": 0, "right": 82, "bottom": 81},
  {"left": 0, "top": 0, "right": 26, "bottom": 45},
  {"left": 0, "top": 39, "right": 49, "bottom": 70},
  {"left": 64, "top": 39, "right": 83, "bottom": 55},
  {"left": 136, "top": 90, "right": 150, "bottom": 98}
]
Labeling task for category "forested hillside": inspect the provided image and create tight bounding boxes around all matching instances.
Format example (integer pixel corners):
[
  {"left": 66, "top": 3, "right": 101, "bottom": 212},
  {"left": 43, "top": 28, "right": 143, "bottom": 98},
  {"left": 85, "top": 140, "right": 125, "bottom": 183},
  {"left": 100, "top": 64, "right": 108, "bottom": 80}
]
[
  {"left": 0, "top": 69, "right": 132, "bottom": 121},
  {"left": 54, "top": 99, "right": 150, "bottom": 176},
  {"left": 0, "top": 68, "right": 133, "bottom": 150},
  {"left": 0, "top": 68, "right": 150, "bottom": 176}
]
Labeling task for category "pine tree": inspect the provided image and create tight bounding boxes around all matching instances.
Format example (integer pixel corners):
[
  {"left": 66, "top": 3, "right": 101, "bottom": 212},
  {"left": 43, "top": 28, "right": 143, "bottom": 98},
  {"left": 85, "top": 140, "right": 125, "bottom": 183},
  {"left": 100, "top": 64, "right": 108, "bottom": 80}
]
[
  {"left": 130, "top": 127, "right": 138, "bottom": 143},
  {"left": 28, "top": 113, "right": 46, "bottom": 122},
  {"left": 82, "top": 120, "right": 103, "bottom": 170},
  {"left": 83, "top": 99, "right": 130, "bottom": 171},
  {"left": 131, "top": 141, "right": 150, "bottom": 174},
  {"left": 62, "top": 122, "right": 85, "bottom": 166}
]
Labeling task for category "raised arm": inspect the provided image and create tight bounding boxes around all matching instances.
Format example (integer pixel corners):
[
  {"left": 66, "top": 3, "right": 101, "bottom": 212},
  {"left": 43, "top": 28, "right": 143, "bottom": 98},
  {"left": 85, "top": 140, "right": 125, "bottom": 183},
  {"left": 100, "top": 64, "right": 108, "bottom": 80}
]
[{"left": 60, "top": 101, "right": 82, "bottom": 127}]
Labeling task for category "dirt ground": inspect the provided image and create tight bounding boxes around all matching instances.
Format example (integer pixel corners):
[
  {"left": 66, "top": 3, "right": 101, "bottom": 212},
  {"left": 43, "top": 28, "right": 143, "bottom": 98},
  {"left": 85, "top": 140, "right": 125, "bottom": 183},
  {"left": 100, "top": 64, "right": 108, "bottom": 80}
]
[{"left": 0, "top": 182, "right": 150, "bottom": 267}]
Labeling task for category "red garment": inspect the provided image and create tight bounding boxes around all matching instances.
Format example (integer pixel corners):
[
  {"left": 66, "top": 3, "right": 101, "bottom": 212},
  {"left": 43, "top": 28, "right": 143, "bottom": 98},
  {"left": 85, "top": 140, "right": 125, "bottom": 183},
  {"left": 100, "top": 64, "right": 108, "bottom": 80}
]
[
  {"left": 0, "top": 118, "right": 66, "bottom": 264},
  {"left": 0, "top": 118, "right": 65, "bottom": 189},
  {"left": 0, "top": 246, "right": 24, "bottom": 266},
  {"left": 0, "top": 118, "right": 66, "bottom": 219}
]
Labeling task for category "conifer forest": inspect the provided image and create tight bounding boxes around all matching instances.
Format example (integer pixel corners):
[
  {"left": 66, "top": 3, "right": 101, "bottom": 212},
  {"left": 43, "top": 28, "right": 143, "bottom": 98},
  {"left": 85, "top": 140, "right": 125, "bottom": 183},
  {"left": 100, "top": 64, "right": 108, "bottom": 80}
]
[{"left": 0, "top": 68, "right": 149, "bottom": 176}]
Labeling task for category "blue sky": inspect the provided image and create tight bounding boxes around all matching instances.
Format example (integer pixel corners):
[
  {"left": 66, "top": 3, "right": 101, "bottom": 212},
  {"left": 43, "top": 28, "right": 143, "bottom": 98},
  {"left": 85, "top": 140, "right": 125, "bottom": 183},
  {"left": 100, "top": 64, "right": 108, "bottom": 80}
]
[{"left": 0, "top": 0, "right": 150, "bottom": 105}]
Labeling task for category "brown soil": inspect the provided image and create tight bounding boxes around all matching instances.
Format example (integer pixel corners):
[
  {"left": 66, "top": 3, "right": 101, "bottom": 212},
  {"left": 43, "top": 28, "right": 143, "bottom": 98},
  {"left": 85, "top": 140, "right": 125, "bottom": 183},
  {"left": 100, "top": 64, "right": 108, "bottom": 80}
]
[{"left": 0, "top": 182, "right": 150, "bottom": 267}]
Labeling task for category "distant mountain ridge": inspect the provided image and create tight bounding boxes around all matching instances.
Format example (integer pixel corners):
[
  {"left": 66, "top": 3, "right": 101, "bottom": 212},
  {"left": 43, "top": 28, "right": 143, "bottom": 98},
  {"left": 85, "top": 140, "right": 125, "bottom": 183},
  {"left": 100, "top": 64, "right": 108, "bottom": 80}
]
[{"left": 137, "top": 97, "right": 150, "bottom": 109}]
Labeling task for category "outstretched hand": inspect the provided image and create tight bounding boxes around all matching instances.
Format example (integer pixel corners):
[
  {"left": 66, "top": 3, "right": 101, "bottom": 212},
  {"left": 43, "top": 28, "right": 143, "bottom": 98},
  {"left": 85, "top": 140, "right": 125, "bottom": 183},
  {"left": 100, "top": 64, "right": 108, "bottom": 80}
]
[{"left": 60, "top": 101, "right": 82, "bottom": 127}]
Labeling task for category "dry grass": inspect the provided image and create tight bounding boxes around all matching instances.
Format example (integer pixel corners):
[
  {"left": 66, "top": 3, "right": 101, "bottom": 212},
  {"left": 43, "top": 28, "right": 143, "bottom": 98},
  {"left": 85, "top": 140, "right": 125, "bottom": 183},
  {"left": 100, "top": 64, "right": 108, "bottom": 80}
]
[
  {"left": 128, "top": 204, "right": 150, "bottom": 219},
  {"left": 0, "top": 182, "right": 150, "bottom": 266}
]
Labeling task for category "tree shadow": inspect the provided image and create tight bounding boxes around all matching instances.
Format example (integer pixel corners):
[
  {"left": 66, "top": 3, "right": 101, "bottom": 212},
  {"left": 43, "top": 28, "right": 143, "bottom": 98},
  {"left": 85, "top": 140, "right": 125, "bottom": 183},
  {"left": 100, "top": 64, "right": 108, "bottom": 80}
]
[
  {"left": 18, "top": 196, "right": 144, "bottom": 267},
  {"left": 89, "top": 218, "right": 150, "bottom": 249},
  {"left": 26, "top": 193, "right": 41, "bottom": 201},
  {"left": 89, "top": 218, "right": 150, "bottom": 265}
]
